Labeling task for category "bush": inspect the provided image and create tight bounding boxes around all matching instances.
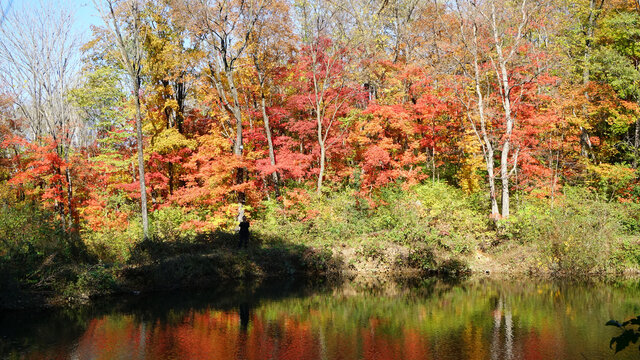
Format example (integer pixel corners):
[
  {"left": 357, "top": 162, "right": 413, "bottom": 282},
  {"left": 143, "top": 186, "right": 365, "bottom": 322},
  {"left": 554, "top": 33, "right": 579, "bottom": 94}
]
[
  {"left": 149, "top": 206, "right": 199, "bottom": 241},
  {"left": 82, "top": 206, "right": 203, "bottom": 263},
  {"left": 0, "top": 202, "right": 67, "bottom": 257},
  {"left": 256, "top": 182, "right": 489, "bottom": 255},
  {"left": 82, "top": 222, "right": 140, "bottom": 263},
  {"left": 407, "top": 246, "right": 436, "bottom": 271},
  {"left": 355, "top": 243, "right": 385, "bottom": 261},
  {"left": 64, "top": 265, "right": 118, "bottom": 299},
  {"left": 411, "top": 182, "right": 487, "bottom": 252},
  {"left": 507, "top": 187, "right": 632, "bottom": 275}
]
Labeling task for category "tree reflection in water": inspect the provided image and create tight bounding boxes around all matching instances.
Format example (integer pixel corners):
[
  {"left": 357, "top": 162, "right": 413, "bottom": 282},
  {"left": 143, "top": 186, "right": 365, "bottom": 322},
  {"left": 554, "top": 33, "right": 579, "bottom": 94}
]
[{"left": 2, "top": 279, "right": 639, "bottom": 360}]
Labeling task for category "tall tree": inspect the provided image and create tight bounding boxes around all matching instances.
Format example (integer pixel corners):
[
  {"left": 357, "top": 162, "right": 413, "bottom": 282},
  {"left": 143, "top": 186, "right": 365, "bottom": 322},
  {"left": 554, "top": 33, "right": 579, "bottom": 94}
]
[
  {"left": 247, "top": 0, "right": 292, "bottom": 196},
  {"left": 177, "top": 0, "right": 266, "bottom": 224},
  {"left": 96, "top": 0, "right": 150, "bottom": 239},
  {"left": 295, "top": 0, "right": 361, "bottom": 194},
  {"left": 0, "top": 1, "right": 82, "bottom": 229},
  {"left": 452, "top": 0, "right": 548, "bottom": 218}
]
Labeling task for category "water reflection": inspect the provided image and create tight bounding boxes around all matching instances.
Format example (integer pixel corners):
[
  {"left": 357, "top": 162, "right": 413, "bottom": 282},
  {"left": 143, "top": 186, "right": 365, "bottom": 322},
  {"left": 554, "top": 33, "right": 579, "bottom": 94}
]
[{"left": 2, "top": 278, "right": 639, "bottom": 360}]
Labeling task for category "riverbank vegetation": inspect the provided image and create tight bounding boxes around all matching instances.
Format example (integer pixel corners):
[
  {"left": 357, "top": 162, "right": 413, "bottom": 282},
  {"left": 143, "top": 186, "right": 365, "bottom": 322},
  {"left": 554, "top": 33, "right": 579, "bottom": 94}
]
[{"left": 2, "top": 0, "right": 640, "bottom": 306}]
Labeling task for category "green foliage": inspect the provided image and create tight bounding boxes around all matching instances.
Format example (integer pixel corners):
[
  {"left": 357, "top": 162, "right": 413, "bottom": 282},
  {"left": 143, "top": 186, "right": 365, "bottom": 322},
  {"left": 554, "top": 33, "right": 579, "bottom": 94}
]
[
  {"left": 504, "top": 187, "right": 637, "bottom": 275},
  {"left": 406, "top": 246, "right": 435, "bottom": 271},
  {"left": 83, "top": 221, "right": 141, "bottom": 263},
  {"left": 64, "top": 265, "right": 119, "bottom": 299},
  {"left": 591, "top": 47, "right": 640, "bottom": 101},
  {"left": 355, "top": 243, "right": 384, "bottom": 260},
  {"left": 68, "top": 65, "right": 127, "bottom": 135},
  {"left": 600, "top": 11, "right": 640, "bottom": 68},
  {"left": 83, "top": 206, "right": 201, "bottom": 263},
  {"left": 0, "top": 202, "right": 67, "bottom": 257},
  {"left": 256, "top": 182, "right": 488, "bottom": 256},
  {"left": 412, "top": 183, "right": 487, "bottom": 253},
  {"left": 148, "top": 206, "right": 199, "bottom": 241}
]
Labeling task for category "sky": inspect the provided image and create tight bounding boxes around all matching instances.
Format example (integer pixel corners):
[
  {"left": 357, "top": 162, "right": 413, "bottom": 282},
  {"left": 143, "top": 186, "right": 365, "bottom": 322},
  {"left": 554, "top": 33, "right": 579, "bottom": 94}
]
[{"left": 8, "top": 0, "right": 103, "bottom": 40}]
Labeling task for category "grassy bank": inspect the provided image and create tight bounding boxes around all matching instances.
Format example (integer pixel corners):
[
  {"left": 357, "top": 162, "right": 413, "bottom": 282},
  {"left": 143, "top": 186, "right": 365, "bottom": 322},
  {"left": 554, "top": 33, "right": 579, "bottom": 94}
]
[
  {"left": 2, "top": 183, "right": 640, "bottom": 309},
  {"left": 256, "top": 183, "right": 640, "bottom": 277}
]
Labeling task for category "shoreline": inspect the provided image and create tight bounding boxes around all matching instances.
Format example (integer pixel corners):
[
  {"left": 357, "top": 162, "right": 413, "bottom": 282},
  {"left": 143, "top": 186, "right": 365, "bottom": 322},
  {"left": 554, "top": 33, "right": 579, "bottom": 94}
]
[{"left": 2, "top": 241, "right": 638, "bottom": 311}]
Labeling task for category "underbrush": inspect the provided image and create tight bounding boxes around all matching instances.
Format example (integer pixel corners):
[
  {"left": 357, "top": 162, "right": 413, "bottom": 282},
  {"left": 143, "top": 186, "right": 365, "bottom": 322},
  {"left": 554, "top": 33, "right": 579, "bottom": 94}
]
[
  {"left": 257, "top": 183, "right": 640, "bottom": 277},
  {"left": 2, "top": 182, "right": 639, "bottom": 308},
  {"left": 255, "top": 182, "right": 488, "bottom": 274},
  {"left": 500, "top": 187, "right": 640, "bottom": 275},
  {"left": 257, "top": 182, "right": 488, "bottom": 251}
]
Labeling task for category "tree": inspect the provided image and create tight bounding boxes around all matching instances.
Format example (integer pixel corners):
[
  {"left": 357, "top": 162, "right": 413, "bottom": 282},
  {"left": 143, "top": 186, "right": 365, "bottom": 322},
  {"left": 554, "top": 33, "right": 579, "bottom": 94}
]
[
  {"left": 96, "top": 0, "right": 150, "bottom": 239},
  {"left": 294, "top": 0, "right": 363, "bottom": 194},
  {"left": 177, "top": 0, "right": 267, "bottom": 224},
  {"left": 246, "top": 0, "right": 292, "bottom": 195},
  {"left": 0, "top": 1, "right": 82, "bottom": 229},
  {"left": 451, "top": 0, "right": 549, "bottom": 218},
  {"left": 594, "top": 9, "right": 640, "bottom": 166},
  {"left": 140, "top": 1, "right": 199, "bottom": 200}
]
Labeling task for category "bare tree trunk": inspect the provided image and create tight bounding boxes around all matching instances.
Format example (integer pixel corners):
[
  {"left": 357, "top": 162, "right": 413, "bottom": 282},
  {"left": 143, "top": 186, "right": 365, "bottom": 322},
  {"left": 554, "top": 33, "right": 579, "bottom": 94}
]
[
  {"left": 634, "top": 114, "right": 640, "bottom": 168},
  {"left": 133, "top": 79, "right": 149, "bottom": 239},
  {"left": 260, "top": 95, "right": 280, "bottom": 195},
  {"left": 65, "top": 165, "right": 73, "bottom": 228},
  {"left": 101, "top": 0, "right": 150, "bottom": 239},
  {"left": 315, "top": 90, "right": 326, "bottom": 194},
  {"left": 490, "top": 0, "right": 523, "bottom": 219},
  {"left": 580, "top": 0, "right": 604, "bottom": 159},
  {"left": 317, "top": 139, "right": 326, "bottom": 194},
  {"left": 471, "top": 23, "right": 500, "bottom": 218},
  {"left": 496, "top": 56, "right": 514, "bottom": 218},
  {"left": 500, "top": 142, "right": 511, "bottom": 217},
  {"left": 226, "top": 69, "right": 246, "bottom": 224}
]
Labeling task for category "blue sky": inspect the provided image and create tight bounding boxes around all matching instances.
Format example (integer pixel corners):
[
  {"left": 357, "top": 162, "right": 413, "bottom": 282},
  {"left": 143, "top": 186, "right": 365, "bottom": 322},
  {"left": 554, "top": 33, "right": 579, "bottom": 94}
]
[{"left": 10, "top": 0, "right": 103, "bottom": 40}]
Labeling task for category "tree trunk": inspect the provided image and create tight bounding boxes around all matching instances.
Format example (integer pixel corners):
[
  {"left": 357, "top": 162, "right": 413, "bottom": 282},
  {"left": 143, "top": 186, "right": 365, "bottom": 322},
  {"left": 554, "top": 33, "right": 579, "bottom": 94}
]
[
  {"left": 634, "top": 114, "right": 640, "bottom": 168},
  {"left": 486, "top": 148, "right": 500, "bottom": 217},
  {"left": 500, "top": 141, "right": 511, "bottom": 218},
  {"left": 104, "top": 0, "right": 149, "bottom": 240},
  {"left": 317, "top": 141, "right": 326, "bottom": 194},
  {"left": 580, "top": 0, "right": 603, "bottom": 159},
  {"left": 261, "top": 95, "right": 279, "bottom": 195},
  {"left": 316, "top": 97, "right": 326, "bottom": 194},
  {"left": 65, "top": 167, "right": 73, "bottom": 228},
  {"left": 471, "top": 23, "right": 500, "bottom": 219},
  {"left": 227, "top": 69, "right": 245, "bottom": 224},
  {"left": 134, "top": 80, "right": 149, "bottom": 240},
  {"left": 492, "top": 1, "right": 516, "bottom": 218}
]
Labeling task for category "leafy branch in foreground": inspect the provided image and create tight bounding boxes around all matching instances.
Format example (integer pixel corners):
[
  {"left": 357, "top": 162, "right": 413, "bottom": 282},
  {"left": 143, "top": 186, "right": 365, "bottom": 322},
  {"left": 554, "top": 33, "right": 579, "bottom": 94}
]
[{"left": 606, "top": 315, "right": 640, "bottom": 354}]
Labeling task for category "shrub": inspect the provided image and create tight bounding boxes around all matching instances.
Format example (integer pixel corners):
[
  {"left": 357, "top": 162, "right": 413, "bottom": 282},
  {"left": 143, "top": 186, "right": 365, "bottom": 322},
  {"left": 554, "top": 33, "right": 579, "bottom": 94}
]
[
  {"left": 0, "top": 202, "right": 67, "bottom": 257},
  {"left": 149, "top": 206, "right": 200, "bottom": 241},
  {"left": 407, "top": 246, "right": 436, "bottom": 271},
  {"left": 355, "top": 243, "right": 385, "bottom": 261},
  {"left": 510, "top": 187, "right": 631, "bottom": 275},
  {"left": 82, "top": 221, "right": 141, "bottom": 263},
  {"left": 255, "top": 182, "right": 489, "bottom": 254}
]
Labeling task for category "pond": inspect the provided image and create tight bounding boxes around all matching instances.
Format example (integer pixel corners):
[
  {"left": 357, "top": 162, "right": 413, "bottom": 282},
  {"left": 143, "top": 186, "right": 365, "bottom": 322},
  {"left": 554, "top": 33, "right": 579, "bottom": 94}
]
[{"left": 1, "top": 278, "right": 639, "bottom": 360}]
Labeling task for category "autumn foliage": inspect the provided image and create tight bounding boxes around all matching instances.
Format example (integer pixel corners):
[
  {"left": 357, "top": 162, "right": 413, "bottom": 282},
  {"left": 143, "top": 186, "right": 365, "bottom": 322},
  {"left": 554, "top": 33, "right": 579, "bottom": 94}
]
[{"left": 2, "top": 0, "right": 640, "bottom": 243}]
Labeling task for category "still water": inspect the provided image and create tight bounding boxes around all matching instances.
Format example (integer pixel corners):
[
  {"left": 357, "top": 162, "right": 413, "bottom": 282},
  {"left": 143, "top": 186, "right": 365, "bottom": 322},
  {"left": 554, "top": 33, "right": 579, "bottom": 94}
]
[{"left": 1, "top": 278, "right": 639, "bottom": 360}]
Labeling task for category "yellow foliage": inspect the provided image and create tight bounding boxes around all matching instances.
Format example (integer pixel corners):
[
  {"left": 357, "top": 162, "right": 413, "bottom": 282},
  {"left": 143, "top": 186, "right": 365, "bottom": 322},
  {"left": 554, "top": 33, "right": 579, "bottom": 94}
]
[
  {"left": 148, "top": 128, "right": 196, "bottom": 155},
  {"left": 456, "top": 131, "right": 484, "bottom": 194}
]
